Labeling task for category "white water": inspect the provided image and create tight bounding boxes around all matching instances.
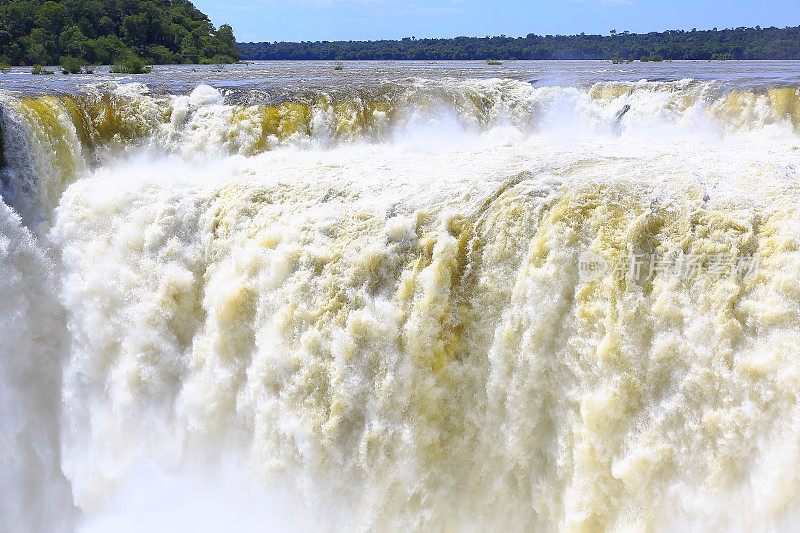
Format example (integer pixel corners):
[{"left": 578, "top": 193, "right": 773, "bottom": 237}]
[
  {"left": 2, "top": 80, "right": 800, "bottom": 531},
  {"left": 0, "top": 201, "right": 74, "bottom": 532}
]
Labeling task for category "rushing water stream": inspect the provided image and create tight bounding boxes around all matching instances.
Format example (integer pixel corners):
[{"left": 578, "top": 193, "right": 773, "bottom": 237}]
[{"left": 2, "top": 61, "right": 800, "bottom": 531}]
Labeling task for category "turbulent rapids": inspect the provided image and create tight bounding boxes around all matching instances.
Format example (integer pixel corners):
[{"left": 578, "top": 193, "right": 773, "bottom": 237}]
[{"left": 2, "top": 74, "right": 800, "bottom": 532}]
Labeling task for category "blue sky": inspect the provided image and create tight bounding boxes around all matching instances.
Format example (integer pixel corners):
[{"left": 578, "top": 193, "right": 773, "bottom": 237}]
[{"left": 193, "top": 0, "right": 800, "bottom": 43}]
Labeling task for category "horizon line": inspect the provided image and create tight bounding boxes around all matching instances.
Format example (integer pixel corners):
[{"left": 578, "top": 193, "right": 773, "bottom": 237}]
[{"left": 236, "top": 24, "right": 797, "bottom": 44}]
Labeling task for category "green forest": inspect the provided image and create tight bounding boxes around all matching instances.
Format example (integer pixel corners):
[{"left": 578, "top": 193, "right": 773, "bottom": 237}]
[
  {"left": 0, "top": 0, "right": 240, "bottom": 66},
  {"left": 239, "top": 26, "right": 800, "bottom": 61}
]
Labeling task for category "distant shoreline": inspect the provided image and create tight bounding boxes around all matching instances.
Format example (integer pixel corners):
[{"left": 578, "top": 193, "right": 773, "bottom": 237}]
[{"left": 238, "top": 26, "right": 800, "bottom": 62}]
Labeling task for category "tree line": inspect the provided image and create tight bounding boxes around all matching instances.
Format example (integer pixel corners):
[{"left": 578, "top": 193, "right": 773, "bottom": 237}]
[
  {"left": 0, "top": 0, "right": 240, "bottom": 67},
  {"left": 238, "top": 26, "right": 800, "bottom": 61}
]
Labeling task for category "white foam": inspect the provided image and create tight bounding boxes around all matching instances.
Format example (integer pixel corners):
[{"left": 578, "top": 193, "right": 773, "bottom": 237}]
[{"left": 2, "top": 79, "right": 800, "bottom": 530}]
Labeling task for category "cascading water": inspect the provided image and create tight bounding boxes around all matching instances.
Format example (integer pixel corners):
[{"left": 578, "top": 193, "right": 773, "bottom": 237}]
[{"left": 1, "top": 71, "right": 800, "bottom": 531}]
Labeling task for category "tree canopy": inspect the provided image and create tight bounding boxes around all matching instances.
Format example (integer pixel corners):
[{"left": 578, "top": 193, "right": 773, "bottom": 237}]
[
  {"left": 238, "top": 26, "right": 800, "bottom": 61},
  {"left": 0, "top": 0, "right": 240, "bottom": 66}
]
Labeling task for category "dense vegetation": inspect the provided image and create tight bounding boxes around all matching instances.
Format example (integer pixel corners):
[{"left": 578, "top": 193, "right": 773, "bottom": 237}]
[
  {"left": 0, "top": 0, "right": 240, "bottom": 66},
  {"left": 239, "top": 26, "right": 800, "bottom": 61}
]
